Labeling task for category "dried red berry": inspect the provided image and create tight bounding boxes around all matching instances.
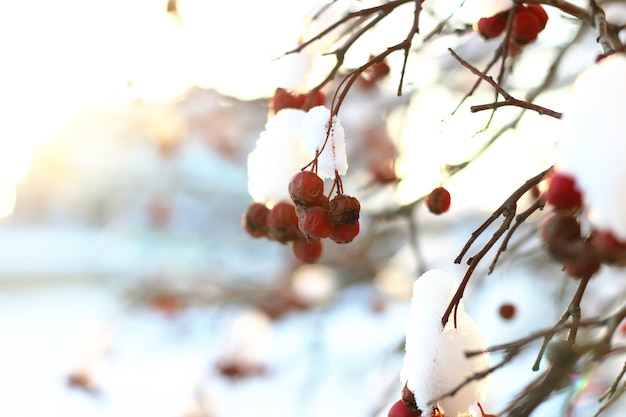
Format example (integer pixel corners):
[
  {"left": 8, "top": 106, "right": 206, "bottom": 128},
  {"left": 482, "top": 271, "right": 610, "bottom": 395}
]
[
  {"left": 512, "top": 10, "right": 542, "bottom": 45},
  {"left": 269, "top": 88, "right": 325, "bottom": 114},
  {"left": 291, "top": 237, "right": 323, "bottom": 263},
  {"left": 499, "top": 303, "right": 516, "bottom": 320},
  {"left": 539, "top": 212, "right": 582, "bottom": 262},
  {"left": 304, "top": 90, "right": 326, "bottom": 110},
  {"left": 360, "top": 58, "right": 392, "bottom": 88},
  {"left": 270, "top": 88, "right": 300, "bottom": 114},
  {"left": 476, "top": 10, "right": 509, "bottom": 39},
  {"left": 539, "top": 212, "right": 581, "bottom": 245},
  {"left": 543, "top": 172, "right": 583, "bottom": 211},
  {"left": 590, "top": 229, "right": 626, "bottom": 265},
  {"left": 388, "top": 399, "right": 422, "bottom": 417},
  {"left": 267, "top": 201, "right": 300, "bottom": 243},
  {"left": 289, "top": 171, "right": 327, "bottom": 207},
  {"left": 425, "top": 187, "right": 451, "bottom": 215},
  {"left": 242, "top": 202, "right": 270, "bottom": 238},
  {"left": 330, "top": 220, "right": 360, "bottom": 244},
  {"left": 329, "top": 194, "right": 361, "bottom": 225},
  {"left": 524, "top": 4, "right": 548, "bottom": 30},
  {"left": 298, "top": 206, "right": 334, "bottom": 239},
  {"left": 563, "top": 255, "right": 601, "bottom": 279},
  {"left": 590, "top": 229, "right": 626, "bottom": 252}
]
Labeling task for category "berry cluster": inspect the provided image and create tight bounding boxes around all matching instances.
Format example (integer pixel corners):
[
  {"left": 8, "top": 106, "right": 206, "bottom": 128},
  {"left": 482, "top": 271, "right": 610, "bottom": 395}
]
[
  {"left": 540, "top": 170, "right": 626, "bottom": 278},
  {"left": 242, "top": 170, "right": 361, "bottom": 263},
  {"left": 269, "top": 87, "right": 326, "bottom": 114},
  {"left": 475, "top": 4, "right": 549, "bottom": 46},
  {"left": 290, "top": 170, "right": 361, "bottom": 255}
]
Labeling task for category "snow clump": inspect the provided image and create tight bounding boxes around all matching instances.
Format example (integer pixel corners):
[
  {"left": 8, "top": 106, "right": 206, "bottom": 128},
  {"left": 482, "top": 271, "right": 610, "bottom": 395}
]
[
  {"left": 400, "top": 269, "right": 490, "bottom": 416},
  {"left": 556, "top": 54, "right": 626, "bottom": 240}
]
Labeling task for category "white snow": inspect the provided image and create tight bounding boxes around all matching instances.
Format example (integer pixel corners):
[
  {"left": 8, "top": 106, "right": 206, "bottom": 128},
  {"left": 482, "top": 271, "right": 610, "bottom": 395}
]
[
  {"left": 301, "top": 106, "right": 348, "bottom": 179},
  {"left": 557, "top": 54, "right": 626, "bottom": 240},
  {"left": 247, "top": 106, "right": 349, "bottom": 204},
  {"left": 400, "top": 269, "right": 490, "bottom": 416},
  {"left": 247, "top": 109, "right": 311, "bottom": 205}
]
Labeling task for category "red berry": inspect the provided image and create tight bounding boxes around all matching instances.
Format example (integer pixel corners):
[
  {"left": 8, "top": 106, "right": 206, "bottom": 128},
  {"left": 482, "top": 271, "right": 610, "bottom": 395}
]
[
  {"left": 330, "top": 220, "right": 360, "bottom": 244},
  {"left": 305, "top": 90, "right": 326, "bottom": 110},
  {"left": 269, "top": 88, "right": 300, "bottom": 114},
  {"left": 563, "top": 255, "right": 601, "bottom": 279},
  {"left": 291, "top": 238, "right": 323, "bottom": 263},
  {"left": 270, "top": 88, "right": 325, "bottom": 114},
  {"left": 539, "top": 212, "right": 581, "bottom": 245},
  {"left": 289, "top": 171, "right": 327, "bottom": 207},
  {"left": 591, "top": 229, "right": 626, "bottom": 252},
  {"left": 524, "top": 4, "right": 548, "bottom": 30},
  {"left": 590, "top": 229, "right": 626, "bottom": 265},
  {"left": 388, "top": 399, "right": 421, "bottom": 417},
  {"left": 543, "top": 172, "right": 583, "bottom": 211},
  {"left": 267, "top": 201, "right": 300, "bottom": 243},
  {"left": 539, "top": 212, "right": 582, "bottom": 262},
  {"left": 512, "top": 10, "right": 541, "bottom": 45},
  {"left": 499, "top": 303, "right": 516, "bottom": 320},
  {"left": 298, "top": 206, "right": 334, "bottom": 239},
  {"left": 242, "top": 202, "right": 270, "bottom": 238},
  {"left": 425, "top": 187, "right": 451, "bottom": 215},
  {"left": 371, "top": 59, "right": 391, "bottom": 79},
  {"left": 360, "top": 59, "right": 392, "bottom": 88},
  {"left": 329, "top": 194, "right": 361, "bottom": 225},
  {"left": 476, "top": 10, "right": 509, "bottom": 39}
]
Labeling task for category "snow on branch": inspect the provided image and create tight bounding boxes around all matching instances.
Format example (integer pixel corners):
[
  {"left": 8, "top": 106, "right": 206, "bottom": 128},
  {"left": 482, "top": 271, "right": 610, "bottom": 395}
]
[{"left": 400, "top": 269, "right": 490, "bottom": 416}]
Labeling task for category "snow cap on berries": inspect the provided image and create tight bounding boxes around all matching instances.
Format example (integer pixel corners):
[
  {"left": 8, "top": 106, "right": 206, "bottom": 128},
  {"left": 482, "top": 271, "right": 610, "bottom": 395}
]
[
  {"left": 302, "top": 105, "right": 348, "bottom": 179},
  {"left": 557, "top": 54, "right": 626, "bottom": 240},
  {"left": 400, "top": 269, "right": 489, "bottom": 416},
  {"left": 247, "top": 109, "right": 311, "bottom": 205}
]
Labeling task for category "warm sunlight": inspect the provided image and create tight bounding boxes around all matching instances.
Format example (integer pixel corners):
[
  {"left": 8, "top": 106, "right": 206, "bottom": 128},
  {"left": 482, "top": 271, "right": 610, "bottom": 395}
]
[{"left": 0, "top": 0, "right": 321, "bottom": 218}]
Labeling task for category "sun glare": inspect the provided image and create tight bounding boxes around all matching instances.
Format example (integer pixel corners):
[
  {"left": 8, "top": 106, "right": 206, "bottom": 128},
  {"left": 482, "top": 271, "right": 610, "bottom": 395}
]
[{"left": 0, "top": 0, "right": 325, "bottom": 218}]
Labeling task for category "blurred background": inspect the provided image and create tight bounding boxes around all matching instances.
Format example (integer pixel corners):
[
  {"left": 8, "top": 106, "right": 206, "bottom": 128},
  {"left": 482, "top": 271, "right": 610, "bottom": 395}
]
[{"left": 1, "top": 1, "right": 625, "bottom": 416}]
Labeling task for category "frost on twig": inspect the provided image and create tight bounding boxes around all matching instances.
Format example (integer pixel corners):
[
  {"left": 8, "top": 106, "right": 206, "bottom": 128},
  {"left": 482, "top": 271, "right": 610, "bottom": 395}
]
[{"left": 302, "top": 105, "right": 348, "bottom": 179}]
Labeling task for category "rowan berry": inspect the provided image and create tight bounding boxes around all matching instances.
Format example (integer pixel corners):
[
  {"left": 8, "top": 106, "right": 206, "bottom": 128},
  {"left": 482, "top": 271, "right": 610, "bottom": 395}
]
[
  {"left": 591, "top": 229, "right": 626, "bottom": 252},
  {"left": 524, "top": 4, "right": 548, "bottom": 30},
  {"left": 289, "top": 171, "right": 327, "bottom": 207},
  {"left": 329, "top": 194, "right": 361, "bottom": 225},
  {"left": 543, "top": 172, "right": 583, "bottom": 211},
  {"left": 539, "top": 212, "right": 581, "bottom": 245},
  {"left": 590, "top": 229, "right": 626, "bottom": 265},
  {"left": 476, "top": 10, "right": 509, "bottom": 39},
  {"left": 499, "top": 303, "right": 516, "bottom": 320},
  {"left": 563, "top": 255, "right": 601, "bottom": 279},
  {"left": 298, "top": 206, "right": 334, "bottom": 240},
  {"left": 242, "top": 202, "right": 270, "bottom": 238},
  {"left": 512, "top": 10, "right": 542, "bottom": 45},
  {"left": 425, "top": 187, "right": 451, "bottom": 215},
  {"left": 291, "top": 237, "right": 323, "bottom": 263},
  {"left": 266, "top": 201, "right": 300, "bottom": 243},
  {"left": 388, "top": 399, "right": 421, "bottom": 417},
  {"left": 330, "top": 220, "right": 360, "bottom": 244},
  {"left": 270, "top": 88, "right": 300, "bottom": 114}
]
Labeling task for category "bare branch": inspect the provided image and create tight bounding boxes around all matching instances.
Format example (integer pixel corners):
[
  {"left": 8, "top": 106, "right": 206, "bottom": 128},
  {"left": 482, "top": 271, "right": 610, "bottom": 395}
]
[{"left": 441, "top": 168, "right": 551, "bottom": 329}]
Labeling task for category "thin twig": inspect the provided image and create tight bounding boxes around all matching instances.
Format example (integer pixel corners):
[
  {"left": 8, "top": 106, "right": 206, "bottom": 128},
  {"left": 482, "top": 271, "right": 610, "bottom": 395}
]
[
  {"left": 488, "top": 197, "right": 546, "bottom": 273},
  {"left": 449, "top": 48, "right": 562, "bottom": 119},
  {"left": 441, "top": 168, "right": 551, "bottom": 329}
]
